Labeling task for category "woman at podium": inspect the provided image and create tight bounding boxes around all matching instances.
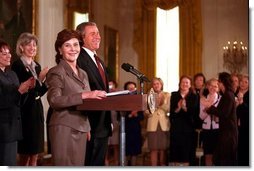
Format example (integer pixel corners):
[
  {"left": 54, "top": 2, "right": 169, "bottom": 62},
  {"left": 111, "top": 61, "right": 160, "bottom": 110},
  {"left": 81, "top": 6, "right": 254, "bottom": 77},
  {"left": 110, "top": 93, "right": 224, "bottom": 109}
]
[{"left": 46, "top": 29, "right": 106, "bottom": 166}]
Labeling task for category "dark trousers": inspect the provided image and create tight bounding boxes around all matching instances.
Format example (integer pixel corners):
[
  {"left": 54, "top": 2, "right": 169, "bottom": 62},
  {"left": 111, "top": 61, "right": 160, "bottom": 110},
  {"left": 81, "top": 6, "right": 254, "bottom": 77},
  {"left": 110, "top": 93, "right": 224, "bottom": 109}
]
[
  {"left": 0, "top": 141, "right": 17, "bottom": 166},
  {"left": 85, "top": 136, "right": 109, "bottom": 166}
]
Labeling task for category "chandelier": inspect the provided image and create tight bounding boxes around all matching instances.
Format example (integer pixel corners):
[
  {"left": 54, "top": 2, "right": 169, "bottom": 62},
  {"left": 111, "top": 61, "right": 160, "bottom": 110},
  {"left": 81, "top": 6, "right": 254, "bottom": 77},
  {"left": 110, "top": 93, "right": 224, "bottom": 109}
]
[{"left": 223, "top": 41, "right": 248, "bottom": 74}]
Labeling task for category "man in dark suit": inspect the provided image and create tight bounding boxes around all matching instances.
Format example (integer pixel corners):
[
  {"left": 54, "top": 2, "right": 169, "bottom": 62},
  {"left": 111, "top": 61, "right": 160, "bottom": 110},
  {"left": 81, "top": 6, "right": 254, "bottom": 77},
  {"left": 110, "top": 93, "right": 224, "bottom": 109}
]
[{"left": 76, "top": 22, "right": 112, "bottom": 166}]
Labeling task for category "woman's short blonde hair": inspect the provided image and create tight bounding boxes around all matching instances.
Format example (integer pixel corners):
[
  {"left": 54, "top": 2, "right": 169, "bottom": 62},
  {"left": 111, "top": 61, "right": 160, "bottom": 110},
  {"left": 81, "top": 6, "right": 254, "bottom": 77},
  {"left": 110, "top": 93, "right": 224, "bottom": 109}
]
[{"left": 16, "top": 32, "right": 38, "bottom": 56}]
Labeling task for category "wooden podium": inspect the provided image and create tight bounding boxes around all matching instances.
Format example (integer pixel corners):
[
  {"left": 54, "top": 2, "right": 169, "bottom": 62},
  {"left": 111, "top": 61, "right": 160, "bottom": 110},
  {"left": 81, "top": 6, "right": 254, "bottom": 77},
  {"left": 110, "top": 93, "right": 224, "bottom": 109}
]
[
  {"left": 77, "top": 94, "right": 147, "bottom": 166},
  {"left": 77, "top": 94, "right": 147, "bottom": 111}
]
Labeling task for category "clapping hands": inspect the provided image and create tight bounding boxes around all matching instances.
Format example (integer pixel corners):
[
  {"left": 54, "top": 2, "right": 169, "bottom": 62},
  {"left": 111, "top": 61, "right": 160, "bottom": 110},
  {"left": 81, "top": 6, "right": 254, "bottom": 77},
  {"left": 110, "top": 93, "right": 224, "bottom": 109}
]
[
  {"left": 39, "top": 66, "right": 49, "bottom": 82},
  {"left": 18, "top": 77, "right": 36, "bottom": 94},
  {"left": 175, "top": 98, "right": 187, "bottom": 112}
]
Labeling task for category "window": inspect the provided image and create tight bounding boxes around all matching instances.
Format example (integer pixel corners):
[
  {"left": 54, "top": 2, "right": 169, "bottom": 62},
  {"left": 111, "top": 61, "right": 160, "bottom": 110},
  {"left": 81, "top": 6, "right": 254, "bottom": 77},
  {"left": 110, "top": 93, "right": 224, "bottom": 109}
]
[
  {"left": 74, "top": 12, "right": 89, "bottom": 29},
  {"left": 156, "top": 7, "right": 179, "bottom": 93}
]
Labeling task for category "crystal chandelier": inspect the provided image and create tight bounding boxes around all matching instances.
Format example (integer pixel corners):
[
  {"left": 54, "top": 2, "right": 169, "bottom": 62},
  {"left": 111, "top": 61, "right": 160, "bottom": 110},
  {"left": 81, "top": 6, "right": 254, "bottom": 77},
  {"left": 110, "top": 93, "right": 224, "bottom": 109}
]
[{"left": 223, "top": 41, "right": 248, "bottom": 74}]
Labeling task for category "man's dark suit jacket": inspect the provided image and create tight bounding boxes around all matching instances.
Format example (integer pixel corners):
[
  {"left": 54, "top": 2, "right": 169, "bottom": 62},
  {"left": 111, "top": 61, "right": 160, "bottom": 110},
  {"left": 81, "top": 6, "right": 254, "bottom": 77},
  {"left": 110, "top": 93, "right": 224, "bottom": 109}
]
[{"left": 77, "top": 48, "right": 112, "bottom": 138}]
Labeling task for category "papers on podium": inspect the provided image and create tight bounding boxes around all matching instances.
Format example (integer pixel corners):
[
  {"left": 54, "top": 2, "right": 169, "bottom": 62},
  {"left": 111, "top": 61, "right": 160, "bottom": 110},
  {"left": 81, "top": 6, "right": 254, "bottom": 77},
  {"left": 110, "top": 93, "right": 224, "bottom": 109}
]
[{"left": 106, "top": 90, "right": 130, "bottom": 97}]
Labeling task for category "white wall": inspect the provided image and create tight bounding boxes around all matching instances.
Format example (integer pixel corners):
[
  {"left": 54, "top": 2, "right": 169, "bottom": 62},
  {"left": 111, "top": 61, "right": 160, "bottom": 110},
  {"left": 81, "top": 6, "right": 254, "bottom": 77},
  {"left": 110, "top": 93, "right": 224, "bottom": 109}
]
[
  {"left": 201, "top": 0, "right": 249, "bottom": 79},
  {"left": 38, "top": 0, "right": 64, "bottom": 70},
  {"left": 37, "top": 0, "right": 64, "bottom": 125}
]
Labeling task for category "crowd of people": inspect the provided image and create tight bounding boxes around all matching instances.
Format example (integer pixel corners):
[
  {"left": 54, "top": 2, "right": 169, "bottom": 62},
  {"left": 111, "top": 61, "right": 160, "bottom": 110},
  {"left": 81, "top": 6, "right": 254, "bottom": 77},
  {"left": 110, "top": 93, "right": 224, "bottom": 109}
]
[{"left": 0, "top": 21, "right": 249, "bottom": 166}]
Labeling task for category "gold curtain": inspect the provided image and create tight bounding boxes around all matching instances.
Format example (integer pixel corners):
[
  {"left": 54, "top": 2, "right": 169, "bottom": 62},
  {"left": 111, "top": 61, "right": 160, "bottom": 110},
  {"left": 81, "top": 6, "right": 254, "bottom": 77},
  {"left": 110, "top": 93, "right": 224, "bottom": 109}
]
[
  {"left": 178, "top": 0, "right": 203, "bottom": 77},
  {"left": 134, "top": 0, "right": 202, "bottom": 79}
]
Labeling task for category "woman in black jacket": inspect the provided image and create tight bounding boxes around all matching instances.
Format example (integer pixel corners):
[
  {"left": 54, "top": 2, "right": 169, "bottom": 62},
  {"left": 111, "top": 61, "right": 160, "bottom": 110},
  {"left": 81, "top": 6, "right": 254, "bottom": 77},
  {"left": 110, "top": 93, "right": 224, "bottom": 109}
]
[
  {"left": 0, "top": 39, "right": 33, "bottom": 165},
  {"left": 206, "top": 72, "right": 238, "bottom": 166},
  {"left": 169, "top": 75, "right": 199, "bottom": 166},
  {"left": 11, "top": 33, "right": 48, "bottom": 166}
]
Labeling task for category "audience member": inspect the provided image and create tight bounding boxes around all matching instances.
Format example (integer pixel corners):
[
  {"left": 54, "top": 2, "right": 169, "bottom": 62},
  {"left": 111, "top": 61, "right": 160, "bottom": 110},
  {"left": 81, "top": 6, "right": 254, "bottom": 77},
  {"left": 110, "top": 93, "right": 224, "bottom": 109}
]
[
  {"left": 0, "top": 39, "right": 33, "bottom": 166},
  {"left": 144, "top": 77, "right": 170, "bottom": 166},
  {"left": 169, "top": 75, "right": 199, "bottom": 166},
  {"left": 231, "top": 73, "right": 240, "bottom": 96},
  {"left": 192, "top": 72, "right": 208, "bottom": 165},
  {"left": 124, "top": 81, "right": 144, "bottom": 166},
  {"left": 193, "top": 73, "right": 208, "bottom": 129},
  {"left": 236, "top": 74, "right": 249, "bottom": 166},
  {"left": 199, "top": 78, "right": 221, "bottom": 166},
  {"left": 46, "top": 29, "right": 106, "bottom": 165},
  {"left": 193, "top": 73, "right": 208, "bottom": 97},
  {"left": 206, "top": 72, "right": 238, "bottom": 166},
  {"left": 11, "top": 33, "right": 48, "bottom": 166}
]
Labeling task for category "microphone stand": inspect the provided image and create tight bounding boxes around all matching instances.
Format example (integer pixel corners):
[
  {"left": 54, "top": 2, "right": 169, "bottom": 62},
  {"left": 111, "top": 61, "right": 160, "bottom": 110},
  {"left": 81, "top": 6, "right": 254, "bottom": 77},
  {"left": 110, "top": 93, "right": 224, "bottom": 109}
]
[
  {"left": 119, "top": 111, "right": 126, "bottom": 166},
  {"left": 139, "top": 77, "right": 145, "bottom": 95}
]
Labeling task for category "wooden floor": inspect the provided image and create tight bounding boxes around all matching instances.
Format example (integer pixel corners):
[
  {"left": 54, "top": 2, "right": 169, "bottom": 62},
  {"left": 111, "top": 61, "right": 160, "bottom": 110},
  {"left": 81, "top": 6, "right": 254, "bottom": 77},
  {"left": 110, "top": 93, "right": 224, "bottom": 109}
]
[
  {"left": 36, "top": 137, "right": 152, "bottom": 166},
  {"left": 36, "top": 152, "right": 150, "bottom": 166}
]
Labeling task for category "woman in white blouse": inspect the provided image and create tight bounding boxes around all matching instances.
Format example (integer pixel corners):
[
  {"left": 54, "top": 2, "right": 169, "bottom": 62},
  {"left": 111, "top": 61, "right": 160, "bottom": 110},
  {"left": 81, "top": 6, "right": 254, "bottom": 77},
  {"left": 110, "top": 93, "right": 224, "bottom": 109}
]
[{"left": 199, "top": 78, "right": 221, "bottom": 166}]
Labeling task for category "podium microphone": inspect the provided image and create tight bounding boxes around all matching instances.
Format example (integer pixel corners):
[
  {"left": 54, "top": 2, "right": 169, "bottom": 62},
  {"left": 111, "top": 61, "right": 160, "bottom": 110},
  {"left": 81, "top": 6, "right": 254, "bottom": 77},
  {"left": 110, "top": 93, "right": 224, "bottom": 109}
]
[{"left": 121, "top": 63, "right": 150, "bottom": 82}]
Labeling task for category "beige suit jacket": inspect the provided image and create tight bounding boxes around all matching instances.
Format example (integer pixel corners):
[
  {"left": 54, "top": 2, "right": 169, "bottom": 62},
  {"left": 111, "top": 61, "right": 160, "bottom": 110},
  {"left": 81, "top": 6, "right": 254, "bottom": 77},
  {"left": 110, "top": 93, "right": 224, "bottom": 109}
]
[
  {"left": 145, "top": 91, "right": 170, "bottom": 132},
  {"left": 46, "top": 59, "right": 90, "bottom": 132}
]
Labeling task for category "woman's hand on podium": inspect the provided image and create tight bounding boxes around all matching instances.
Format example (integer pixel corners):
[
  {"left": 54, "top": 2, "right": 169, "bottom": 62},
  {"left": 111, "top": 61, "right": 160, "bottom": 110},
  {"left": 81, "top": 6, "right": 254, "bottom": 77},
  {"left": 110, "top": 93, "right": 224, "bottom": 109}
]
[{"left": 82, "top": 90, "right": 107, "bottom": 100}]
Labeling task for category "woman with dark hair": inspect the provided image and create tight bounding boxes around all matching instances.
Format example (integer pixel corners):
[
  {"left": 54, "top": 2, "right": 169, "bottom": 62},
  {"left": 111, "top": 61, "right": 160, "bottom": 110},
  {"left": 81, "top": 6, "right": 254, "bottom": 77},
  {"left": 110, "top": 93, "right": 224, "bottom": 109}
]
[
  {"left": 206, "top": 72, "right": 238, "bottom": 166},
  {"left": 193, "top": 73, "right": 207, "bottom": 97},
  {"left": 46, "top": 29, "right": 106, "bottom": 165},
  {"left": 193, "top": 73, "right": 208, "bottom": 127},
  {"left": 123, "top": 81, "right": 144, "bottom": 166},
  {"left": 0, "top": 39, "right": 33, "bottom": 165},
  {"left": 231, "top": 73, "right": 240, "bottom": 96}
]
